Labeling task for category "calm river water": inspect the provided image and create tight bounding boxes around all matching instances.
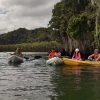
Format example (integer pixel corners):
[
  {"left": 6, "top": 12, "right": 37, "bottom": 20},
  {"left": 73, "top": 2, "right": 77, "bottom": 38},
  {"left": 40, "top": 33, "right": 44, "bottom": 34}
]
[{"left": 0, "top": 52, "right": 100, "bottom": 100}]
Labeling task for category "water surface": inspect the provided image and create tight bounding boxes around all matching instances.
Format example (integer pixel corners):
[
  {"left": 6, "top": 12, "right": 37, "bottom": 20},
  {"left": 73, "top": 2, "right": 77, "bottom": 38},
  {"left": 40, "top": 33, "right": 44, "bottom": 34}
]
[{"left": 0, "top": 52, "right": 100, "bottom": 100}]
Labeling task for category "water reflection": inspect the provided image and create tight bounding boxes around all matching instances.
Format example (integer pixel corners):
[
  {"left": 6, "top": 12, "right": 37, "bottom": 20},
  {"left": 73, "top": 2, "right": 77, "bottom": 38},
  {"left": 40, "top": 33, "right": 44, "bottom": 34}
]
[
  {"left": 50, "top": 65, "right": 100, "bottom": 100},
  {"left": 0, "top": 52, "right": 55, "bottom": 100},
  {"left": 0, "top": 52, "right": 100, "bottom": 100},
  {"left": 63, "top": 66, "right": 81, "bottom": 76}
]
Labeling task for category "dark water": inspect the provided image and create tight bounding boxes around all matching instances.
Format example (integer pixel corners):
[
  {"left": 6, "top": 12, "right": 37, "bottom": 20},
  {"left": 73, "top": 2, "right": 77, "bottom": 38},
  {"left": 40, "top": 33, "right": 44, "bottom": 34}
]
[{"left": 0, "top": 52, "right": 100, "bottom": 100}]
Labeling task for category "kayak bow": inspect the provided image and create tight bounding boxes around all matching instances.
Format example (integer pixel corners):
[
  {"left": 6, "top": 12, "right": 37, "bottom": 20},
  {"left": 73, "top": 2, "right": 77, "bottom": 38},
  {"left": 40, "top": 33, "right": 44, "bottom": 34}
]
[
  {"left": 46, "top": 57, "right": 63, "bottom": 66},
  {"left": 8, "top": 55, "right": 23, "bottom": 64}
]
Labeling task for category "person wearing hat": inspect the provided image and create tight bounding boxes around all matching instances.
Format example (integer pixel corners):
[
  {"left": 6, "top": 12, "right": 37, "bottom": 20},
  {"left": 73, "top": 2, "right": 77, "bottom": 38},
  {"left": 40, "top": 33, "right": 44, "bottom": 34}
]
[
  {"left": 72, "top": 48, "right": 81, "bottom": 60},
  {"left": 88, "top": 49, "right": 100, "bottom": 61}
]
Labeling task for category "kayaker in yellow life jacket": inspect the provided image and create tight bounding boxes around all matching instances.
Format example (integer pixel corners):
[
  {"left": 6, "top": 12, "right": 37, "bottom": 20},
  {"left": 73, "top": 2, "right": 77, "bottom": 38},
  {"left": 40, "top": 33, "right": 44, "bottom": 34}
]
[
  {"left": 88, "top": 49, "right": 100, "bottom": 61},
  {"left": 72, "top": 48, "right": 81, "bottom": 60}
]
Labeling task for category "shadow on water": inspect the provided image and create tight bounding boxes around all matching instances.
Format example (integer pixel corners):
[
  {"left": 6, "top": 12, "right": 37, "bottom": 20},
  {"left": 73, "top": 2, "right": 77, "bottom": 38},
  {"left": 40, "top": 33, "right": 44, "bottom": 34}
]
[{"left": 8, "top": 62, "right": 22, "bottom": 67}]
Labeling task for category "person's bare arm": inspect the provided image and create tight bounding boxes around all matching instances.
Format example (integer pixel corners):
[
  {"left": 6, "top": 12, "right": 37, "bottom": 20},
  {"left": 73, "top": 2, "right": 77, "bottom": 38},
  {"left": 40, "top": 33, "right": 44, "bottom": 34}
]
[
  {"left": 96, "top": 54, "right": 100, "bottom": 61},
  {"left": 88, "top": 54, "right": 94, "bottom": 60}
]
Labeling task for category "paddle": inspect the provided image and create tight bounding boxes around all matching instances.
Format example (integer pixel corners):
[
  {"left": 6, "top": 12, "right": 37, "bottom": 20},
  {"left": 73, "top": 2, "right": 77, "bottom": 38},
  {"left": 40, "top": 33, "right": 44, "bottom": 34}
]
[
  {"left": 9, "top": 52, "right": 45, "bottom": 61},
  {"left": 60, "top": 56, "right": 70, "bottom": 58},
  {"left": 24, "top": 56, "right": 30, "bottom": 60},
  {"left": 24, "top": 55, "right": 42, "bottom": 61},
  {"left": 34, "top": 56, "right": 42, "bottom": 59},
  {"left": 9, "top": 53, "right": 30, "bottom": 61}
]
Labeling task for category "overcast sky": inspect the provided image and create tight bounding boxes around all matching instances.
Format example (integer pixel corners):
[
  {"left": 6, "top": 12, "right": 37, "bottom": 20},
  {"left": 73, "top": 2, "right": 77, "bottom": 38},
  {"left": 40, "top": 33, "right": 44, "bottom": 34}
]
[{"left": 0, "top": 0, "right": 60, "bottom": 34}]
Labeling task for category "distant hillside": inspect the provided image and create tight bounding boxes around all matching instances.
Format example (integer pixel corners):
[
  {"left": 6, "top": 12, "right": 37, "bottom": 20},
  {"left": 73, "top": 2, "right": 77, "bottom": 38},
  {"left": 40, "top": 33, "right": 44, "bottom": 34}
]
[{"left": 0, "top": 28, "right": 53, "bottom": 45}]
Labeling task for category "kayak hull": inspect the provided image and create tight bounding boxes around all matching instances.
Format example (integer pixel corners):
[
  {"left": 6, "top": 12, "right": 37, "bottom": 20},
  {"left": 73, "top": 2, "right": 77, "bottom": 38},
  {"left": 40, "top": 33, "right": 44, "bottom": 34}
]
[
  {"left": 46, "top": 57, "right": 63, "bottom": 66},
  {"left": 63, "top": 58, "right": 100, "bottom": 66},
  {"left": 8, "top": 55, "right": 23, "bottom": 64}
]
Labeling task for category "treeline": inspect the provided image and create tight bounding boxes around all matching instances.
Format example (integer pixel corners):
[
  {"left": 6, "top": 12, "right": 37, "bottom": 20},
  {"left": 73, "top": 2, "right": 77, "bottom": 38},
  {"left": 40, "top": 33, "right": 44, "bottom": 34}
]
[
  {"left": 0, "top": 28, "right": 54, "bottom": 45},
  {"left": 0, "top": 41, "right": 62, "bottom": 52},
  {"left": 0, "top": 0, "right": 100, "bottom": 54}
]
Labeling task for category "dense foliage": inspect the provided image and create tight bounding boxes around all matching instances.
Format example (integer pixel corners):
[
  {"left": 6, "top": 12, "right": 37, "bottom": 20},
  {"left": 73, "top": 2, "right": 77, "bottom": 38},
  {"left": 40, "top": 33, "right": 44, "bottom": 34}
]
[
  {"left": 49, "top": 0, "right": 99, "bottom": 53},
  {"left": 0, "top": 0, "right": 100, "bottom": 54},
  {"left": 0, "top": 28, "right": 52, "bottom": 45},
  {"left": 67, "top": 13, "right": 89, "bottom": 39}
]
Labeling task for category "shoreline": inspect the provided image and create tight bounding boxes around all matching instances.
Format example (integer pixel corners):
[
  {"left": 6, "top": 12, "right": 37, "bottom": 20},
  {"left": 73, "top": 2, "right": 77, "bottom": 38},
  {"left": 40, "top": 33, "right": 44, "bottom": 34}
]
[{"left": 0, "top": 41, "right": 62, "bottom": 52}]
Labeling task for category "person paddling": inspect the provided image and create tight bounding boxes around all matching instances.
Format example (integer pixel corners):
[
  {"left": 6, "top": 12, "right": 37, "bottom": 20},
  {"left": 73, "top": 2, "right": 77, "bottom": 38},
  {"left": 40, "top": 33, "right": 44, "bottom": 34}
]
[
  {"left": 11, "top": 48, "right": 23, "bottom": 57},
  {"left": 72, "top": 48, "right": 81, "bottom": 60},
  {"left": 88, "top": 49, "right": 100, "bottom": 61}
]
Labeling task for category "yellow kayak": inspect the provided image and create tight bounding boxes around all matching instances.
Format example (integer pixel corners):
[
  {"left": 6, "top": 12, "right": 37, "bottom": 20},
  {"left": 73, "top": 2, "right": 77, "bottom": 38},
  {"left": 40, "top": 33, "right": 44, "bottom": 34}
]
[{"left": 63, "top": 58, "right": 100, "bottom": 66}]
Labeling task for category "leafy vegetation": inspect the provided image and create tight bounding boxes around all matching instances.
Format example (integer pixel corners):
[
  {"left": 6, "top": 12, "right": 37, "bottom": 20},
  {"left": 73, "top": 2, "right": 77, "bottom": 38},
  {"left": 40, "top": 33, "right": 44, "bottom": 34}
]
[
  {"left": 67, "top": 13, "right": 89, "bottom": 39},
  {"left": 0, "top": 28, "right": 53, "bottom": 45},
  {"left": 0, "top": 41, "right": 62, "bottom": 52},
  {"left": 0, "top": 0, "right": 100, "bottom": 54},
  {"left": 49, "top": 0, "right": 99, "bottom": 53}
]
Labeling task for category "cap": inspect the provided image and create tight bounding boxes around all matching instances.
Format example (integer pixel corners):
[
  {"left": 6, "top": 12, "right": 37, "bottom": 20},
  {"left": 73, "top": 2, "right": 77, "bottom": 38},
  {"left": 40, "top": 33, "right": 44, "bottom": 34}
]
[{"left": 75, "top": 48, "right": 79, "bottom": 52}]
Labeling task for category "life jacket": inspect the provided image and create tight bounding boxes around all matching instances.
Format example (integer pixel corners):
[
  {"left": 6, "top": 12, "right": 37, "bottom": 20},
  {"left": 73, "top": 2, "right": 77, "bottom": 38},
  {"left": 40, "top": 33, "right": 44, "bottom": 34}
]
[
  {"left": 72, "top": 53, "right": 81, "bottom": 60},
  {"left": 49, "top": 51, "right": 56, "bottom": 58},
  {"left": 92, "top": 54, "right": 100, "bottom": 60}
]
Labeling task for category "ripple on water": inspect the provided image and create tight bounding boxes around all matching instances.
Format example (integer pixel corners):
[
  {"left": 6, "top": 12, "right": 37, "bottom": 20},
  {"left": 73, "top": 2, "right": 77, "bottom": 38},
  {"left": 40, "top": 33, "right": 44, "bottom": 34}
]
[
  {"left": 0, "top": 52, "right": 56, "bottom": 100},
  {"left": 0, "top": 53, "right": 100, "bottom": 100}
]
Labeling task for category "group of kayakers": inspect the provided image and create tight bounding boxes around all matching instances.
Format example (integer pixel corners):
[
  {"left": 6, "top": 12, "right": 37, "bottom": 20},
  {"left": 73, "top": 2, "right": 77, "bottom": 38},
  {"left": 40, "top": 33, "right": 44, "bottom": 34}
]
[
  {"left": 12, "top": 47, "right": 100, "bottom": 61},
  {"left": 49, "top": 48, "right": 100, "bottom": 61}
]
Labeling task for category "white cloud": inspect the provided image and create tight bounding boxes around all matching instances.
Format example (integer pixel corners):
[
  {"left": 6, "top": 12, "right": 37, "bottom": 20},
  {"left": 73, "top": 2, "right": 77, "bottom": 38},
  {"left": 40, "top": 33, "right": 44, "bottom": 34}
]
[{"left": 0, "top": 0, "right": 60, "bottom": 34}]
